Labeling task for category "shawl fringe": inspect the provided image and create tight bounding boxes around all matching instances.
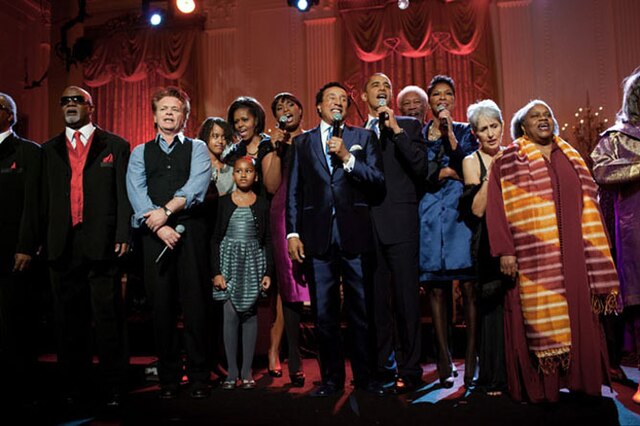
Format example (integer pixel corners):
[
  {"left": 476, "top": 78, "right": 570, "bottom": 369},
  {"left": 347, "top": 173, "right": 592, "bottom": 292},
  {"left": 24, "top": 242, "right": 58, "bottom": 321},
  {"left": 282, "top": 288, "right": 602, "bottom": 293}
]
[{"left": 536, "top": 350, "right": 571, "bottom": 375}]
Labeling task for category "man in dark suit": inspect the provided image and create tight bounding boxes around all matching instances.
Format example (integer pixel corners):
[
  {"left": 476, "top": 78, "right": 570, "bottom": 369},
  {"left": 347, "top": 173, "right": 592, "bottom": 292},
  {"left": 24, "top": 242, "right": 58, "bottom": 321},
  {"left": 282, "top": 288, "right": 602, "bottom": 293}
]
[
  {"left": 0, "top": 93, "right": 42, "bottom": 405},
  {"left": 42, "top": 86, "right": 130, "bottom": 407},
  {"left": 126, "top": 86, "right": 212, "bottom": 400},
  {"left": 362, "top": 73, "right": 428, "bottom": 393},
  {"left": 287, "top": 81, "right": 385, "bottom": 397}
]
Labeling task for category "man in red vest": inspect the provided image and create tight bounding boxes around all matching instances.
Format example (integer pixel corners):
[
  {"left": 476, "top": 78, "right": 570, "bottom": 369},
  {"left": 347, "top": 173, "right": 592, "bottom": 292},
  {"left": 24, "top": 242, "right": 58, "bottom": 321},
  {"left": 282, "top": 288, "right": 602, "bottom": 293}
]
[{"left": 42, "top": 86, "right": 131, "bottom": 408}]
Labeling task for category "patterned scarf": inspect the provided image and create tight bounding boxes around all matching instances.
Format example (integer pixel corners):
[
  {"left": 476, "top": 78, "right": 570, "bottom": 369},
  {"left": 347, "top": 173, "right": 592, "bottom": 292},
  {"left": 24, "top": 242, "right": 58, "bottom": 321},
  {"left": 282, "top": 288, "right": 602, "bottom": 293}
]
[{"left": 498, "top": 135, "right": 619, "bottom": 372}]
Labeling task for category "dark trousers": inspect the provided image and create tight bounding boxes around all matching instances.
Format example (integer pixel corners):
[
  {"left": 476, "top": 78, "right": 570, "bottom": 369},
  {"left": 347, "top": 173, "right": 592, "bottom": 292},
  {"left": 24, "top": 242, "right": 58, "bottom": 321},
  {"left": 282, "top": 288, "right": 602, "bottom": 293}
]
[
  {"left": 373, "top": 237, "right": 423, "bottom": 383},
  {"left": 282, "top": 301, "right": 304, "bottom": 376},
  {"left": 141, "top": 219, "right": 210, "bottom": 385},
  {"left": 49, "top": 226, "right": 128, "bottom": 395},
  {"left": 0, "top": 267, "right": 41, "bottom": 397},
  {"left": 306, "top": 220, "right": 373, "bottom": 387}
]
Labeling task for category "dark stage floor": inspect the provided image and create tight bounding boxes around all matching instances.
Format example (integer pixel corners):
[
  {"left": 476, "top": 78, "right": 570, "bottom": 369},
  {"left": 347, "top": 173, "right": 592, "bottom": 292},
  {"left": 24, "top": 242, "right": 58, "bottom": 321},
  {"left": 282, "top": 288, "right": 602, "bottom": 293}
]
[{"left": 6, "top": 355, "right": 639, "bottom": 426}]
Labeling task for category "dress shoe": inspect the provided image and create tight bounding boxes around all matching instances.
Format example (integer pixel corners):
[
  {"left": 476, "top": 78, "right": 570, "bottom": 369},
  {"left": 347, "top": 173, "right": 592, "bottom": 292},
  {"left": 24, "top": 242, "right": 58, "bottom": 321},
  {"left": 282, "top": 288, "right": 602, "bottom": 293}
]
[
  {"left": 241, "top": 379, "right": 256, "bottom": 390},
  {"left": 464, "top": 376, "right": 477, "bottom": 389},
  {"left": 390, "top": 377, "right": 420, "bottom": 395},
  {"left": 439, "top": 376, "right": 455, "bottom": 389},
  {"left": 158, "top": 384, "right": 179, "bottom": 400},
  {"left": 222, "top": 379, "right": 237, "bottom": 390},
  {"left": 190, "top": 382, "right": 210, "bottom": 399},
  {"left": 268, "top": 368, "right": 283, "bottom": 378},
  {"left": 609, "top": 367, "right": 628, "bottom": 383},
  {"left": 309, "top": 383, "right": 342, "bottom": 397},
  {"left": 356, "top": 381, "right": 386, "bottom": 397},
  {"left": 105, "top": 392, "right": 122, "bottom": 407},
  {"left": 290, "top": 372, "right": 305, "bottom": 388}
]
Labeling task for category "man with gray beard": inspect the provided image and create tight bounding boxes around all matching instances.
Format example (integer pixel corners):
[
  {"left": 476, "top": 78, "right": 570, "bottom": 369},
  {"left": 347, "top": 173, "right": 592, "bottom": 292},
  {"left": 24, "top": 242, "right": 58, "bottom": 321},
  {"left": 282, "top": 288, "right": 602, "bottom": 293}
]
[{"left": 42, "top": 86, "right": 131, "bottom": 408}]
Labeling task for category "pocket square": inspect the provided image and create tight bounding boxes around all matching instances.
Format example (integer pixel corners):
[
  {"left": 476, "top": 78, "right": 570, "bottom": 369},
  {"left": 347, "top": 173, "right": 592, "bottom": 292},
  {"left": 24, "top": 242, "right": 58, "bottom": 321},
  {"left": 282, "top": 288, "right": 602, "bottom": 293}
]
[
  {"left": 102, "top": 153, "right": 114, "bottom": 163},
  {"left": 10, "top": 161, "right": 17, "bottom": 169},
  {"left": 349, "top": 145, "right": 363, "bottom": 152}
]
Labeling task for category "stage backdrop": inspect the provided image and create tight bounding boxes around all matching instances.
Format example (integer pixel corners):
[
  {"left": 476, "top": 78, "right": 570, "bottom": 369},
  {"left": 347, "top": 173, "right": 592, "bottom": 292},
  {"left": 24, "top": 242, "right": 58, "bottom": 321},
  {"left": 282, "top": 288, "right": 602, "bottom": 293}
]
[
  {"left": 83, "top": 14, "right": 201, "bottom": 148},
  {"left": 338, "top": 0, "right": 496, "bottom": 123}
]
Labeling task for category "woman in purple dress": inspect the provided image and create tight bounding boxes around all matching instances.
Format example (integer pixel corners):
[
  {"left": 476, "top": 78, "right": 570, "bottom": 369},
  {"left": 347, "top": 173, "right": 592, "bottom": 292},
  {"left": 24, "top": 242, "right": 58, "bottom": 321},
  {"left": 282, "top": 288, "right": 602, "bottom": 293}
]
[{"left": 262, "top": 92, "right": 309, "bottom": 386}]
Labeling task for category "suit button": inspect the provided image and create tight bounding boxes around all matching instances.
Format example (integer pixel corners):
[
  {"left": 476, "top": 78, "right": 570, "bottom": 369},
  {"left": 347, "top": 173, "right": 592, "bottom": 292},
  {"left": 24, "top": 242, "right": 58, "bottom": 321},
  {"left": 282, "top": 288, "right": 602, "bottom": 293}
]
[{"left": 167, "top": 165, "right": 171, "bottom": 169}]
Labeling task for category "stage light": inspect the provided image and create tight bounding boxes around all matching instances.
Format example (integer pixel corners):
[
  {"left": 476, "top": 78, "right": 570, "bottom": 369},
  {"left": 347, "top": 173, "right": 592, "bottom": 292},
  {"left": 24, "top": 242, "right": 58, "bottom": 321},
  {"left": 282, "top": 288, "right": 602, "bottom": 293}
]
[
  {"left": 287, "top": 0, "right": 319, "bottom": 12},
  {"left": 175, "top": 0, "right": 196, "bottom": 14},
  {"left": 398, "top": 0, "right": 410, "bottom": 10},
  {"left": 149, "top": 11, "right": 163, "bottom": 25}
]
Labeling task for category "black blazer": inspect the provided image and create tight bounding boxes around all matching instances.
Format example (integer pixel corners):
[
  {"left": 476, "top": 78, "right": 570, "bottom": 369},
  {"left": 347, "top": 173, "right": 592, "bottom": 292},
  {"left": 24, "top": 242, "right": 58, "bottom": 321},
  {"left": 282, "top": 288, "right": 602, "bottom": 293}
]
[
  {"left": 369, "top": 116, "right": 428, "bottom": 244},
  {"left": 0, "top": 133, "right": 42, "bottom": 272},
  {"left": 210, "top": 193, "right": 273, "bottom": 278},
  {"left": 286, "top": 124, "right": 385, "bottom": 256},
  {"left": 42, "top": 127, "right": 131, "bottom": 261}
]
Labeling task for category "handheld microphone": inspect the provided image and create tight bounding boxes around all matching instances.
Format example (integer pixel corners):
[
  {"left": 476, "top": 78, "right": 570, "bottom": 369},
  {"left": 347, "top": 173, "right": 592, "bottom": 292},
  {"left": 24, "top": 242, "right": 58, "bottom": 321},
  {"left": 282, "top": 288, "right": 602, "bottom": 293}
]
[
  {"left": 332, "top": 112, "right": 343, "bottom": 139},
  {"left": 436, "top": 104, "right": 448, "bottom": 129},
  {"left": 155, "top": 224, "right": 185, "bottom": 263},
  {"left": 277, "top": 115, "right": 288, "bottom": 130},
  {"left": 275, "top": 115, "right": 289, "bottom": 150},
  {"left": 377, "top": 98, "right": 388, "bottom": 132}
]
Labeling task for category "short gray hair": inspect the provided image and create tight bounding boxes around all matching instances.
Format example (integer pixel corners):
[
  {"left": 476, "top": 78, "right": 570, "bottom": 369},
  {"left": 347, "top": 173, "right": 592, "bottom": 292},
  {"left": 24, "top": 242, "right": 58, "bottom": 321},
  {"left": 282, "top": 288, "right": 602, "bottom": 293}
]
[
  {"left": 510, "top": 99, "right": 559, "bottom": 140},
  {"left": 618, "top": 67, "right": 640, "bottom": 125},
  {"left": 396, "top": 85, "right": 428, "bottom": 107},
  {"left": 466, "top": 99, "right": 503, "bottom": 132},
  {"left": 0, "top": 92, "right": 17, "bottom": 127}
]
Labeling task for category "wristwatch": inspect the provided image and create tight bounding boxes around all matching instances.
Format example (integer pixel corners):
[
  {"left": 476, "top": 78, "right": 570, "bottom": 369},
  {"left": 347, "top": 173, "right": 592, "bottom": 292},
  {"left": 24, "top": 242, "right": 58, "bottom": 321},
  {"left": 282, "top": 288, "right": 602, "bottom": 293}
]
[{"left": 163, "top": 206, "right": 173, "bottom": 217}]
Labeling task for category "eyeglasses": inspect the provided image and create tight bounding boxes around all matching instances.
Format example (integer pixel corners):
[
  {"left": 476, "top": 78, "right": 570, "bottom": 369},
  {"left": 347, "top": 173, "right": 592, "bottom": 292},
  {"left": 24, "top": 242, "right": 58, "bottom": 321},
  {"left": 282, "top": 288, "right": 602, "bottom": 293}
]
[{"left": 60, "top": 96, "right": 89, "bottom": 106}]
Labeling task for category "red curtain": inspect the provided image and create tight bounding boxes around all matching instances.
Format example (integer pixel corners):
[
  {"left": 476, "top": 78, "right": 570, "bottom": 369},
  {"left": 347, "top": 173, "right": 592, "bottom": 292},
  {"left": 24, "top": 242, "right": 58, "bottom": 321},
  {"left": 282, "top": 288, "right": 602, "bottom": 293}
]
[
  {"left": 83, "top": 25, "right": 199, "bottom": 148},
  {"left": 339, "top": 0, "right": 496, "bottom": 123}
]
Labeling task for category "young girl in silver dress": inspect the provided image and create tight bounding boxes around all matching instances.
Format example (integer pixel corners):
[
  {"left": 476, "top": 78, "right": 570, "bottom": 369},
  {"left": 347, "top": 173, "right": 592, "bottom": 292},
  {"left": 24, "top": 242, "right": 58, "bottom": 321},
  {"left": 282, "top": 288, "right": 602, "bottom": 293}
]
[{"left": 211, "top": 156, "right": 273, "bottom": 389}]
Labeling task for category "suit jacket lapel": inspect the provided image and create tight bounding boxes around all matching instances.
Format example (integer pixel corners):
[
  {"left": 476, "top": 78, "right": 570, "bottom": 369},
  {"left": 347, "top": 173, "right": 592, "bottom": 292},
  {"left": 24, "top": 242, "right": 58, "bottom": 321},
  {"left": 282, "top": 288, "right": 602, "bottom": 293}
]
[
  {"left": 85, "top": 127, "right": 107, "bottom": 169},
  {"left": 0, "top": 133, "right": 17, "bottom": 162},
  {"left": 310, "top": 126, "right": 330, "bottom": 175},
  {"left": 53, "top": 134, "right": 71, "bottom": 171}
]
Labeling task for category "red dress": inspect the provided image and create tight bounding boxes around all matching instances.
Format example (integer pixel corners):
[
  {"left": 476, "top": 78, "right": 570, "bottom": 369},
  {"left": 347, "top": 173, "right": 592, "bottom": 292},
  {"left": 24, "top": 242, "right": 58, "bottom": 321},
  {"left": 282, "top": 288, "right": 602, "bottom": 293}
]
[{"left": 486, "top": 143, "right": 610, "bottom": 402}]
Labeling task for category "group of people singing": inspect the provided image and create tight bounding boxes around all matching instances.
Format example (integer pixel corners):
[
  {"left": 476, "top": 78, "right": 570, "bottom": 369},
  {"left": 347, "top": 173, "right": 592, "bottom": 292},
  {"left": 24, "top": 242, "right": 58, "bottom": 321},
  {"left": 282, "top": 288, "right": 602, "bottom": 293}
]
[{"left": 2, "top": 66, "right": 637, "bottom": 409}]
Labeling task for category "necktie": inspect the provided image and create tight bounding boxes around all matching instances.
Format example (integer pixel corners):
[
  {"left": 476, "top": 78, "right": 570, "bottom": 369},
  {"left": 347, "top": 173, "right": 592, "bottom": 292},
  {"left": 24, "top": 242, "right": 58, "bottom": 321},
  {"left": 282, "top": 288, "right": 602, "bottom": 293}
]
[
  {"left": 325, "top": 127, "right": 333, "bottom": 173},
  {"left": 74, "top": 131, "right": 84, "bottom": 155},
  {"left": 369, "top": 118, "right": 380, "bottom": 137}
]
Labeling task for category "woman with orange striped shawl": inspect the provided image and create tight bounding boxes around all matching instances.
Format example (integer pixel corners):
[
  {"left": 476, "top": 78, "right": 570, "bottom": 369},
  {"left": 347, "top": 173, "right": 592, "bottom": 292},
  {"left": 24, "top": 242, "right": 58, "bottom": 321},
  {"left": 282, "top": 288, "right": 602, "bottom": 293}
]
[{"left": 485, "top": 100, "right": 619, "bottom": 403}]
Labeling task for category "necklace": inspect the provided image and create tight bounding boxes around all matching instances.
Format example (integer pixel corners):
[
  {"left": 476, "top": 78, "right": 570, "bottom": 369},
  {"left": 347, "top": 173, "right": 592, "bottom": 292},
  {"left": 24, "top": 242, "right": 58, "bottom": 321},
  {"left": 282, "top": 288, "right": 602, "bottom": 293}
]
[
  {"left": 428, "top": 126, "right": 440, "bottom": 140},
  {"left": 246, "top": 148, "right": 258, "bottom": 156}
]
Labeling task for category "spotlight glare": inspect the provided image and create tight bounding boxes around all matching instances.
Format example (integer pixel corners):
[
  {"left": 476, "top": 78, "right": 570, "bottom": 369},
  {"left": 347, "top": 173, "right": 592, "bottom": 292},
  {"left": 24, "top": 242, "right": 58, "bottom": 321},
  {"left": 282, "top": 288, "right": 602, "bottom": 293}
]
[
  {"left": 287, "top": 0, "right": 317, "bottom": 12},
  {"left": 149, "top": 12, "right": 163, "bottom": 26},
  {"left": 398, "top": 0, "right": 410, "bottom": 10},
  {"left": 176, "top": 0, "right": 196, "bottom": 14}
]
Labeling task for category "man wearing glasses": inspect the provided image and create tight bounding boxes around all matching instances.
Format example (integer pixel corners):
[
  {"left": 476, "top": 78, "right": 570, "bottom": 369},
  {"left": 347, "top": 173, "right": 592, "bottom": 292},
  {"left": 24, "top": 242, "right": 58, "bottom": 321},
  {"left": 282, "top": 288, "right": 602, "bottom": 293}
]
[{"left": 41, "top": 86, "right": 131, "bottom": 408}]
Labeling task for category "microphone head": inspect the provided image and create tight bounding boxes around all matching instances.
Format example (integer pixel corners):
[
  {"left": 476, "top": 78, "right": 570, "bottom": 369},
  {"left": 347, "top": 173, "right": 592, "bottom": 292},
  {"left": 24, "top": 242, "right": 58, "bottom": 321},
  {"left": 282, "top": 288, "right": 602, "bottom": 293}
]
[
  {"left": 436, "top": 104, "right": 446, "bottom": 113},
  {"left": 378, "top": 98, "right": 387, "bottom": 107},
  {"left": 332, "top": 112, "right": 343, "bottom": 123},
  {"left": 278, "top": 115, "right": 288, "bottom": 126},
  {"left": 175, "top": 224, "right": 186, "bottom": 234}
]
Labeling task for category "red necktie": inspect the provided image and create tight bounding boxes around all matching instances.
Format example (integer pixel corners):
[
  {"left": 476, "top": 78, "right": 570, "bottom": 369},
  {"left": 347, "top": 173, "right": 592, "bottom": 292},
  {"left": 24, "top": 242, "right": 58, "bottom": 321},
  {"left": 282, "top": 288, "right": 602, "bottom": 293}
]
[{"left": 74, "top": 131, "right": 84, "bottom": 156}]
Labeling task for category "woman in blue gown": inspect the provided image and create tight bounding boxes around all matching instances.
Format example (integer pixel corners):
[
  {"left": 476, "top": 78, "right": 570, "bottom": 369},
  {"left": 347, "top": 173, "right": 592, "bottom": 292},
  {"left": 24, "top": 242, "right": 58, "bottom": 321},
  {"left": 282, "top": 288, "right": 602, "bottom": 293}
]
[{"left": 419, "top": 75, "right": 478, "bottom": 387}]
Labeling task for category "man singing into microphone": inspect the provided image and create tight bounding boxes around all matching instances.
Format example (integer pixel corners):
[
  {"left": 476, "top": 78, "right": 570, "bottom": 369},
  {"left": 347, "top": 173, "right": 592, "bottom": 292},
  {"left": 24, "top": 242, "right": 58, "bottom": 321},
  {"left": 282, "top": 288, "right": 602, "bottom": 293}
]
[
  {"left": 126, "top": 86, "right": 212, "bottom": 399},
  {"left": 287, "top": 82, "right": 385, "bottom": 397},
  {"left": 361, "top": 73, "right": 428, "bottom": 393}
]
